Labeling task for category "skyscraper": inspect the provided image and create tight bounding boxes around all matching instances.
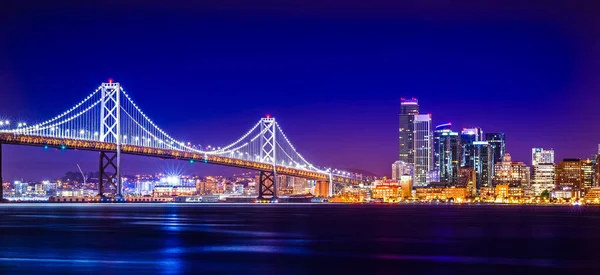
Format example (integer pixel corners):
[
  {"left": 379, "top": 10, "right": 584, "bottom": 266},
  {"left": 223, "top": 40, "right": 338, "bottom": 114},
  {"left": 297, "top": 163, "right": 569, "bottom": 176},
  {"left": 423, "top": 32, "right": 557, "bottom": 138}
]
[
  {"left": 433, "top": 123, "right": 452, "bottom": 174},
  {"left": 399, "top": 98, "right": 419, "bottom": 163},
  {"left": 413, "top": 114, "right": 432, "bottom": 187},
  {"left": 438, "top": 130, "right": 461, "bottom": 183},
  {"left": 473, "top": 141, "right": 494, "bottom": 188},
  {"left": 485, "top": 133, "right": 505, "bottom": 164},
  {"left": 460, "top": 127, "right": 483, "bottom": 167}
]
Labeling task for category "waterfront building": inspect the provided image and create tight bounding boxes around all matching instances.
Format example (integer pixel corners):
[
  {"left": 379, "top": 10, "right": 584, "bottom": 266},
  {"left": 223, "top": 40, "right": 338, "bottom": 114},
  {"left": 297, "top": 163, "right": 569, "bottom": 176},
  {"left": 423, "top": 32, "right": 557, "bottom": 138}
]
[
  {"left": 437, "top": 129, "right": 461, "bottom": 183},
  {"left": 555, "top": 159, "right": 584, "bottom": 192},
  {"left": 582, "top": 159, "right": 594, "bottom": 190},
  {"left": 485, "top": 133, "right": 505, "bottom": 164},
  {"left": 531, "top": 148, "right": 555, "bottom": 196},
  {"left": 413, "top": 114, "right": 433, "bottom": 187},
  {"left": 493, "top": 153, "right": 530, "bottom": 187},
  {"left": 399, "top": 98, "right": 419, "bottom": 162},
  {"left": 473, "top": 141, "right": 494, "bottom": 188},
  {"left": 433, "top": 123, "right": 452, "bottom": 174},
  {"left": 372, "top": 180, "right": 401, "bottom": 202}
]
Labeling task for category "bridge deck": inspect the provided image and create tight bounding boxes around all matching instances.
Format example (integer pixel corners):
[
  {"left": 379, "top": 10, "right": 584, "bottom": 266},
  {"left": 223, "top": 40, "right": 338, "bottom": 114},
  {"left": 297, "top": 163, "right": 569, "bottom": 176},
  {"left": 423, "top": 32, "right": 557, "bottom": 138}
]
[{"left": 0, "top": 134, "right": 361, "bottom": 184}]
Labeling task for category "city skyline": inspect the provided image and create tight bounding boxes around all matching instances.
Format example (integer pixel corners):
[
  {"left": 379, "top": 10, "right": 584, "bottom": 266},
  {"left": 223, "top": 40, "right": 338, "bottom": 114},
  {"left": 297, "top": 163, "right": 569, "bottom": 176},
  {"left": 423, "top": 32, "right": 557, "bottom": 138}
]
[{"left": 2, "top": 1, "right": 600, "bottom": 180}]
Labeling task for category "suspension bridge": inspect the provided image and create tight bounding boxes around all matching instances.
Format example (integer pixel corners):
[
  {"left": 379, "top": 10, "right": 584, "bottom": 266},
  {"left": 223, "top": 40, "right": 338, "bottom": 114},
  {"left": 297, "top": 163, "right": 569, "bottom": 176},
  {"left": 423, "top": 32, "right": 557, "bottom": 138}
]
[{"left": 0, "top": 81, "right": 362, "bottom": 201}]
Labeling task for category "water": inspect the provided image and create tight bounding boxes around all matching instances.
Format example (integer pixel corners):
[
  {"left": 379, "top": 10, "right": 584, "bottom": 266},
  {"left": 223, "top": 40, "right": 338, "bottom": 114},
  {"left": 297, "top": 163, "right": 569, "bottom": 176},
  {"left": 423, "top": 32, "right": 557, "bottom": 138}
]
[{"left": 0, "top": 203, "right": 599, "bottom": 274}]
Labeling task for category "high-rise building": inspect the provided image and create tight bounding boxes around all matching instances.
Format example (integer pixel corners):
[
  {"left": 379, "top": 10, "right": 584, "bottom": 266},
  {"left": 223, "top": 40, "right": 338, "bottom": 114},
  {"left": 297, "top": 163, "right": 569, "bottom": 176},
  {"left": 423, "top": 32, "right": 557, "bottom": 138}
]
[
  {"left": 433, "top": 123, "right": 452, "bottom": 173},
  {"left": 473, "top": 141, "right": 494, "bottom": 188},
  {"left": 461, "top": 127, "right": 483, "bottom": 167},
  {"left": 437, "top": 130, "right": 461, "bottom": 183},
  {"left": 595, "top": 154, "right": 600, "bottom": 188},
  {"left": 582, "top": 159, "right": 594, "bottom": 190},
  {"left": 555, "top": 159, "right": 583, "bottom": 191},
  {"left": 531, "top": 148, "right": 555, "bottom": 196},
  {"left": 399, "top": 98, "right": 419, "bottom": 163},
  {"left": 413, "top": 114, "right": 432, "bottom": 187},
  {"left": 392, "top": 160, "right": 413, "bottom": 181},
  {"left": 531, "top": 164, "right": 554, "bottom": 196},
  {"left": 493, "top": 153, "right": 530, "bottom": 187},
  {"left": 485, "top": 133, "right": 505, "bottom": 164},
  {"left": 532, "top": 148, "right": 555, "bottom": 166},
  {"left": 14, "top": 181, "right": 28, "bottom": 197}
]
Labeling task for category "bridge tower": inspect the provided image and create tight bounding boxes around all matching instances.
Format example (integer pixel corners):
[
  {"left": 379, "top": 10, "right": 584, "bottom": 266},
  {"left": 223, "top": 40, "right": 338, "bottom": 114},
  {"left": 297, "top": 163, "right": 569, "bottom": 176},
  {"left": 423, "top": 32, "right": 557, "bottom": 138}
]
[
  {"left": 258, "top": 117, "right": 277, "bottom": 200},
  {"left": 98, "top": 81, "right": 123, "bottom": 201}
]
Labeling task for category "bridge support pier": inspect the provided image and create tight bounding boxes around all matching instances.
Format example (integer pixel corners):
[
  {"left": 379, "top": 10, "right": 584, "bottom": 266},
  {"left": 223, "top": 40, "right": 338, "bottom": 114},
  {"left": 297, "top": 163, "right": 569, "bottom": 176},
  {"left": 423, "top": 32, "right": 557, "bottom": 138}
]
[
  {"left": 257, "top": 171, "right": 277, "bottom": 200},
  {"left": 98, "top": 151, "right": 122, "bottom": 201}
]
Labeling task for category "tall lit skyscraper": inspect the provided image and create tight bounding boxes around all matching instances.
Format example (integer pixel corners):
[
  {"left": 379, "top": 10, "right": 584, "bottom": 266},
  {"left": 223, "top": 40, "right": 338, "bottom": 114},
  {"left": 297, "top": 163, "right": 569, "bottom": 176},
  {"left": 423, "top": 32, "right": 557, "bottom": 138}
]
[
  {"left": 473, "top": 141, "right": 494, "bottom": 188},
  {"left": 532, "top": 148, "right": 555, "bottom": 166},
  {"left": 460, "top": 127, "right": 483, "bottom": 167},
  {"left": 399, "top": 98, "right": 419, "bottom": 163},
  {"left": 438, "top": 130, "right": 461, "bottom": 183},
  {"left": 433, "top": 123, "right": 452, "bottom": 174},
  {"left": 485, "top": 133, "right": 505, "bottom": 164},
  {"left": 413, "top": 114, "right": 432, "bottom": 187}
]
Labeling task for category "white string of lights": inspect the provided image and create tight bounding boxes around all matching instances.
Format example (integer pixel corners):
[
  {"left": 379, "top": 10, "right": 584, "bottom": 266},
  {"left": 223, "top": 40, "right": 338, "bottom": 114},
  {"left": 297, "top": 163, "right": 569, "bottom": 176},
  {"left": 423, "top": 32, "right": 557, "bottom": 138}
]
[
  {"left": 15, "top": 86, "right": 102, "bottom": 133},
  {"left": 274, "top": 121, "right": 324, "bottom": 172},
  {"left": 120, "top": 87, "right": 263, "bottom": 155}
]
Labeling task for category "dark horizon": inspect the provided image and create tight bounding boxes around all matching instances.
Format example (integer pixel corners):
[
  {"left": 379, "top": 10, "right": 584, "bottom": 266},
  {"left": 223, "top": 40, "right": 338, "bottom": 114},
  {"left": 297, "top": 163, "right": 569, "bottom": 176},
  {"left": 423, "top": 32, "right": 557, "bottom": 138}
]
[{"left": 1, "top": 0, "right": 600, "bottom": 181}]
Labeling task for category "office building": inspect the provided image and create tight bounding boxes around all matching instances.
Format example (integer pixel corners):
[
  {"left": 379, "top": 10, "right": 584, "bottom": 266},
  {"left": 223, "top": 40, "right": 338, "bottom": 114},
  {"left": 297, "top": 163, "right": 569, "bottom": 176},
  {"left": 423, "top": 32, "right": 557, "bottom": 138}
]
[
  {"left": 14, "top": 181, "right": 28, "bottom": 197},
  {"left": 433, "top": 123, "right": 452, "bottom": 173},
  {"left": 532, "top": 148, "right": 555, "bottom": 166},
  {"left": 413, "top": 114, "right": 432, "bottom": 187},
  {"left": 555, "top": 159, "right": 583, "bottom": 191},
  {"left": 531, "top": 148, "right": 555, "bottom": 196},
  {"left": 399, "top": 98, "right": 419, "bottom": 163},
  {"left": 437, "top": 129, "right": 461, "bottom": 183},
  {"left": 582, "top": 159, "right": 594, "bottom": 190},
  {"left": 493, "top": 153, "right": 530, "bottom": 188},
  {"left": 473, "top": 141, "right": 494, "bottom": 188},
  {"left": 485, "top": 133, "right": 505, "bottom": 164},
  {"left": 391, "top": 160, "right": 413, "bottom": 181},
  {"left": 531, "top": 164, "right": 554, "bottom": 196},
  {"left": 461, "top": 127, "right": 483, "bottom": 167}
]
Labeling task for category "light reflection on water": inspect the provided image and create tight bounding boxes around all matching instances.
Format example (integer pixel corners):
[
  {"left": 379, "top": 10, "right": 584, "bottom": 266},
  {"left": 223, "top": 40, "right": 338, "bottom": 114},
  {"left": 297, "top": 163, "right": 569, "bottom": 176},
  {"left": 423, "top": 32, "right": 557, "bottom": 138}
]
[{"left": 0, "top": 204, "right": 599, "bottom": 274}]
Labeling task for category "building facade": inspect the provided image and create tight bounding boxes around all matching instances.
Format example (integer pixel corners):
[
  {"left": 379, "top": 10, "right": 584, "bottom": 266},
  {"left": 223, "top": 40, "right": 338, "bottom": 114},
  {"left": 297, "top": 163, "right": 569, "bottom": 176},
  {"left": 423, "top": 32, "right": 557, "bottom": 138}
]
[
  {"left": 391, "top": 160, "right": 413, "bottom": 181},
  {"left": 437, "top": 130, "right": 461, "bottom": 183},
  {"left": 460, "top": 127, "right": 483, "bottom": 167},
  {"left": 493, "top": 153, "right": 530, "bottom": 188},
  {"left": 433, "top": 123, "right": 452, "bottom": 174},
  {"left": 555, "top": 159, "right": 583, "bottom": 191},
  {"left": 399, "top": 98, "right": 419, "bottom": 163},
  {"left": 531, "top": 148, "right": 555, "bottom": 196},
  {"left": 413, "top": 114, "right": 432, "bottom": 187},
  {"left": 473, "top": 141, "right": 494, "bottom": 188},
  {"left": 485, "top": 133, "right": 505, "bottom": 164}
]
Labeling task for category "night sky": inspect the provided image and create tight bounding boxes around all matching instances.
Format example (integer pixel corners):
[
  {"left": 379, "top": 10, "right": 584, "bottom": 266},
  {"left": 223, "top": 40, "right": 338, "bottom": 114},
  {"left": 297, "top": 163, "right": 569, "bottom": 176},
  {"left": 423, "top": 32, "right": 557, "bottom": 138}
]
[{"left": 1, "top": 0, "right": 599, "bottom": 181}]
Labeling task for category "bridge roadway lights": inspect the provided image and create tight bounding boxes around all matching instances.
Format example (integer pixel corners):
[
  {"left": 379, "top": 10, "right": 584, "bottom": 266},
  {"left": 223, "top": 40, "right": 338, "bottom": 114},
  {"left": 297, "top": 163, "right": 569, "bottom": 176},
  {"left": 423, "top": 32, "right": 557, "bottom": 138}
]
[{"left": 257, "top": 171, "right": 277, "bottom": 201}]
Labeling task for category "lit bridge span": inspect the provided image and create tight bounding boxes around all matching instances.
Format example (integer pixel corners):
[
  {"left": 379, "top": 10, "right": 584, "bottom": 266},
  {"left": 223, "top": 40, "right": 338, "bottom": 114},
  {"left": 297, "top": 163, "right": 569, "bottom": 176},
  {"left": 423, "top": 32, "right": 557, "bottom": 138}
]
[{"left": 0, "top": 82, "right": 362, "bottom": 201}]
